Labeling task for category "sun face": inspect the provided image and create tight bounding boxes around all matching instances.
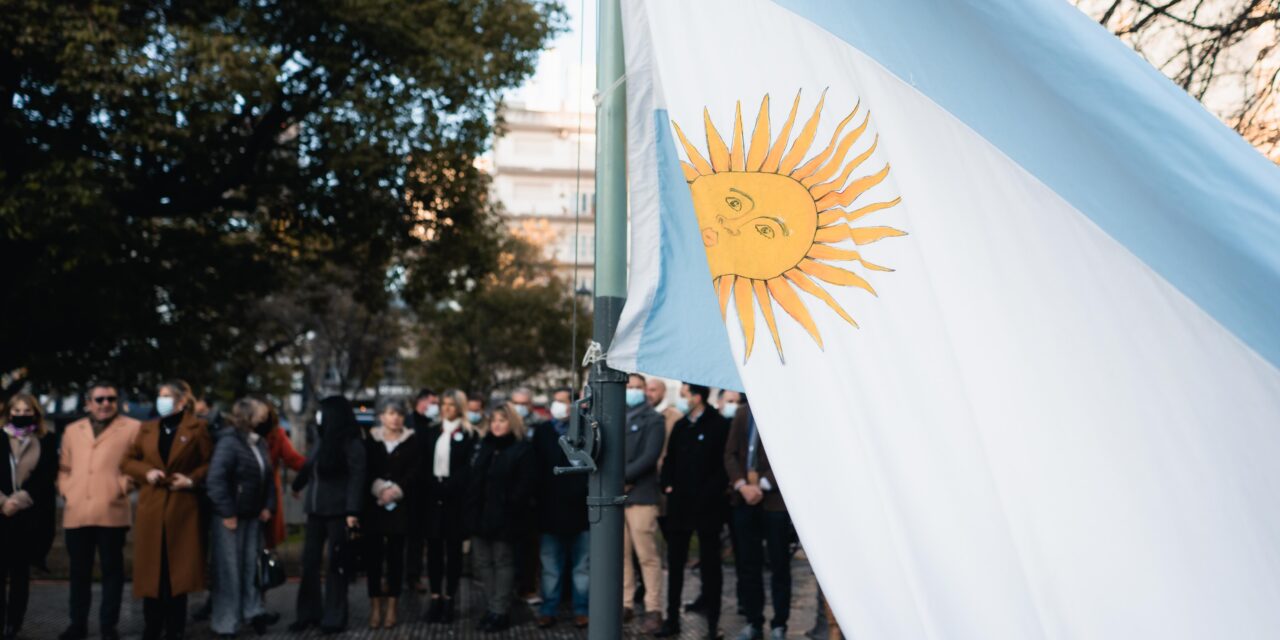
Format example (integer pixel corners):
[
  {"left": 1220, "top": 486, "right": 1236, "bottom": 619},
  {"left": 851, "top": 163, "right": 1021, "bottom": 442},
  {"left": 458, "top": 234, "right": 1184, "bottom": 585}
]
[{"left": 673, "top": 90, "right": 906, "bottom": 362}]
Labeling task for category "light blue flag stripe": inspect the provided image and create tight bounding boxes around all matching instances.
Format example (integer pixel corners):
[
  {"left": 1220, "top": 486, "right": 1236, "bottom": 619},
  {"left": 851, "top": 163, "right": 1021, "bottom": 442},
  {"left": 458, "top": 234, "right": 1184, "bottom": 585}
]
[
  {"left": 637, "top": 110, "right": 744, "bottom": 391},
  {"left": 775, "top": 0, "right": 1280, "bottom": 368}
]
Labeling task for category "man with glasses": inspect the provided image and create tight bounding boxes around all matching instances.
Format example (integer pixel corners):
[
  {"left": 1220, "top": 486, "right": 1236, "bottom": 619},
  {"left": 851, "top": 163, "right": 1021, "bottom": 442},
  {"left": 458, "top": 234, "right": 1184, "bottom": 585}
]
[{"left": 57, "top": 381, "right": 141, "bottom": 640}]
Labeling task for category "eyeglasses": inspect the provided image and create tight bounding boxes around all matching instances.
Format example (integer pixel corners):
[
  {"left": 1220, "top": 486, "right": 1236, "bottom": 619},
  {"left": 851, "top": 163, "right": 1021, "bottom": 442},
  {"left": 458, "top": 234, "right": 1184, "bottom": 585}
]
[{"left": 91, "top": 396, "right": 118, "bottom": 405}]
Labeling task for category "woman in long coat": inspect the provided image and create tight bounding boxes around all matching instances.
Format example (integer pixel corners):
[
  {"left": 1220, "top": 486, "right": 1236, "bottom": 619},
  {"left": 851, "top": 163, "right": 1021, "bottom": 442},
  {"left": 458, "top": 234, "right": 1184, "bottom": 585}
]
[
  {"left": 120, "top": 380, "right": 213, "bottom": 640},
  {"left": 362, "top": 400, "right": 420, "bottom": 630},
  {"left": 421, "top": 389, "right": 477, "bottom": 624},
  {"left": 0, "top": 393, "right": 57, "bottom": 640},
  {"left": 256, "top": 402, "right": 305, "bottom": 549}
]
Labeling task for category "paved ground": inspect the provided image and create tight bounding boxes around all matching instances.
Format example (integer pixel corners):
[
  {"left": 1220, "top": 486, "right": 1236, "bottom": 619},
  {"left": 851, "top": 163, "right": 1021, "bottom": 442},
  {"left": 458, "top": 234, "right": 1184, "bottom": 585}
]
[{"left": 22, "top": 561, "right": 822, "bottom": 639}]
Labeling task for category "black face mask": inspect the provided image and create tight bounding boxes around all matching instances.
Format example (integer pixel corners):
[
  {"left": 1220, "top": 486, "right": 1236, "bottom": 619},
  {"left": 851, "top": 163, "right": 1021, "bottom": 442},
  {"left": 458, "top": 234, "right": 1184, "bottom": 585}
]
[
  {"left": 254, "top": 420, "right": 274, "bottom": 437},
  {"left": 9, "top": 415, "right": 36, "bottom": 428}
]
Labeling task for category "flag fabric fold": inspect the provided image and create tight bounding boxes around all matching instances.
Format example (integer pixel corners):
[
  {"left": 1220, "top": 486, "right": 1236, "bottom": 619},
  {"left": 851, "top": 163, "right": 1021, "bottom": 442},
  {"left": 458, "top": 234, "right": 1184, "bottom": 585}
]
[{"left": 611, "top": 0, "right": 1280, "bottom": 638}]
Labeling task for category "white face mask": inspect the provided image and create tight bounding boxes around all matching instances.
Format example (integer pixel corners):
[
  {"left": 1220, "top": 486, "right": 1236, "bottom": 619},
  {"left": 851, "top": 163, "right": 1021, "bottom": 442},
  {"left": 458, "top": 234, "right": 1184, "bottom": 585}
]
[
  {"left": 550, "top": 400, "right": 570, "bottom": 420},
  {"left": 625, "top": 388, "right": 646, "bottom": 408},
  {"left": 675, "top": 396, "right": 691, "bottom": 414},
  {"left": 424, "top": 404, "right": 440, "bottom": 420},
  {"left": 315, "top": 409, "right": 323, "bottom": 425},
  {"left": 155, "top": 396, "right": 176, "bottom": 417},
  {"left": 721, "top": 401, "right": 739, "bottom": 419}
]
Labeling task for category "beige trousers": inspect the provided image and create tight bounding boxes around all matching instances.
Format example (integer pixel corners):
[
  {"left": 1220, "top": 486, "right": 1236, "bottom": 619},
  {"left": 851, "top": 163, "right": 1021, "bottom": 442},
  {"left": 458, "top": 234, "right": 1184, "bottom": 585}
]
[{"left": 622, "top": 504, "right": 663, "bottom": 612}]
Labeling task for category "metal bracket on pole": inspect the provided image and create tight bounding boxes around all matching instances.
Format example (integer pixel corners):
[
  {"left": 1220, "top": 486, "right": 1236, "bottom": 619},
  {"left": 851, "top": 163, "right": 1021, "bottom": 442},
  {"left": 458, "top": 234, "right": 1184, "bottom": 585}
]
[{"left": 555, "top": 384, "right": 599, "bottom": 475}]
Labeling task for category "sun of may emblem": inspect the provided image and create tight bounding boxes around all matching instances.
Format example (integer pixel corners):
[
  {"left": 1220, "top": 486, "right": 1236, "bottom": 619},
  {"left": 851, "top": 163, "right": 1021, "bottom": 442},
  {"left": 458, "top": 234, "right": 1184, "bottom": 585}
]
[{"left": 673, "top": 90, "right": 906, "bottom": 363}]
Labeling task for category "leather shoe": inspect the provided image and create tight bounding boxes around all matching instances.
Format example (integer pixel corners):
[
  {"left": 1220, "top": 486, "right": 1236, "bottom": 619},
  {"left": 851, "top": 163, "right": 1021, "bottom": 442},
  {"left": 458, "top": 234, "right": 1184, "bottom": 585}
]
[
  {"left": 100, "top": 629, "right": 120, "bottom": 640},
  {"left": 536, "top": 615, "right": 556, "bottom": 628},
  {"left": 686, "top": 595, "right": 708, "bottom": 614},
  {"left": 574, "top": 615, "right": 590, "bottom": 628},
  {"left": 57, "top": 627, "right": 87, "bottom": 640},
  {"left": 624, "top": 607, "right": 635, "bottom": 622},
  {"left": 286, "top": 620, "right": 314, "bottom": 633},
  {"left": 640, "top": 612, "right": 664, "bottom": 634},
  {"left": 4, "top": 625, "right": 19, "bottom": 640}
]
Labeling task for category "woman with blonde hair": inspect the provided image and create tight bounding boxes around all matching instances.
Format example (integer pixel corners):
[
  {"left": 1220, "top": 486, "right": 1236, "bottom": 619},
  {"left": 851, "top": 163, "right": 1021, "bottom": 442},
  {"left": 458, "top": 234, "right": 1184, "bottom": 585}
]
[
  {"left": 421, "top": 389, "right": 477, "bottom": 624},
  {"left": 464, "top": 403, "right": 534, "bottom": 632},
  {"left": 0, "top": 393, "right": 57, "bottom": 640},
  {"left": 120, "top": 380, "right": 213, "bottom": 640}
]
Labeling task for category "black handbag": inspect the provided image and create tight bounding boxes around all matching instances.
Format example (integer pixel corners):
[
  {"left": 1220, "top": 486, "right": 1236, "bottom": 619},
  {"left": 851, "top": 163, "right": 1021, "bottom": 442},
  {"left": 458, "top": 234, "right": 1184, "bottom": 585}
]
[{"left": 257, "top": 548, "right": 286, "bottom": 591}]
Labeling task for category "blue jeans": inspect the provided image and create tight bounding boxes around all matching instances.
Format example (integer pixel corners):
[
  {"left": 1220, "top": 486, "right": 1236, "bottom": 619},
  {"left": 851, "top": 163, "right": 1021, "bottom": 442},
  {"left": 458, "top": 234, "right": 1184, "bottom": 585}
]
[
  {"left": 539, "top": 532, "right": 589, "bottom": 617},
  {"left": 210, "top": 517, "right": 265, "bottom": 635}
]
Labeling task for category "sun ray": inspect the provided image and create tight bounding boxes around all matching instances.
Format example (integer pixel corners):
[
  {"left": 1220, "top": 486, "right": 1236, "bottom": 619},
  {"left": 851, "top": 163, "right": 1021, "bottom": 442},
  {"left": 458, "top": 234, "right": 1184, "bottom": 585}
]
[
  {"left": 734, "top": 277, "right": 757, "bottom": 360},
  {"left": 798, "top": 258, "right": 877, "bottom": 295},
  {"left": 809, "top": 134, "right": 878, "bottom": 198},
  {"left": 753, "top": 280, "right": 785, "bottom": 361},
  {"left": 778, "top": 89, "right": 828, "bottom": 175},
  {"left": 746, "top": 95, "right": 770, "bottom": 171},
  {"left": 807, "top": 243, "right": 895, "bottom": 271},
  {"left": 817, "top": 197, "right": 902, "bottom": 226},
  {"left": 705, "top": 108, "right": 731, "bottom": 172},
  {"left": 717, "top": 275, "right": 734, "bottom": 319},
  {"left": 762, "top": 91, "right": 803, "bottom": 173},
  {"left": 766, "top": 277, "right": 824, "bottom": 348},
  {"left": 729, "top": 101, "right": 746, "bottom": 171},
  {"left": 815, "top": 164, "right": 891, "bottom": 211},
  {"left": 673, "top": 121, "right": 713, "bottom": 175},
  {"left": 802, "top": 112, "right": 871, "bottom": 188},
  {"left": 791, "top": 99, "right": 859, "bottom": 181},
  {"left": 785, "top": 269, "right": 858, "bottom": 328},
  {"left": 681, "top": 162, "right": 700, "bottom": 182}
]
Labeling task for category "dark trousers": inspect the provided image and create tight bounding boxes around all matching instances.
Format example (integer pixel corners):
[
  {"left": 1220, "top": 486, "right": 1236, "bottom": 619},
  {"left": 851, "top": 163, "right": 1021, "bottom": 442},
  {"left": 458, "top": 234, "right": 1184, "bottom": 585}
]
[
  {"left": 0, "top": 545, "right": 30, "bottom": 633},
  {"left": 426, "top": 537, "right": 464, "bottom": 597},
  {"left": 665, "top": 522, "right": 723, "bottom": 629},
  {"left": 66, "top": 526, "right": 127, "bottom": 632},
  {"left": 296, "top": 516, "right": 350, "bottom": 629},
  {"left": 515, "top": 526, "right": 540, "bottom": 596},
  {"left": 365, "top": 533, "right": 406, "bottom": 597},
  {"left": 142, "top": 534, "right": 187, "bottom": 640},
  {"left": 406, "top": 532, "right": 425, "bottom": 585},
  {"left": 732, "top": 506, "right": 795, "bottom": 630}
]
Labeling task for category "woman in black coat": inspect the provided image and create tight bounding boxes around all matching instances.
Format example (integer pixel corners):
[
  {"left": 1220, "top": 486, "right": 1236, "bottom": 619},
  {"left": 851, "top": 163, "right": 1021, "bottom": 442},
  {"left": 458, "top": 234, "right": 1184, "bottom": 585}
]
[
  {"left": 206, "top": 398, "right": 275, "bottom": 638},
  {"left": 463, "top": 403, "right": 535, "bottom": 632},
  {"left": 420, "top": 389, "right": 477, "bottom": 624},
  {"left": 361, "top": 400, "right": 420, "bottom": 630},
  {"left": 289, "top": 396, "right": 366, "bottom": 634},
  {"left": 0, "top": 393, "right": 57, "bottom": 640}
]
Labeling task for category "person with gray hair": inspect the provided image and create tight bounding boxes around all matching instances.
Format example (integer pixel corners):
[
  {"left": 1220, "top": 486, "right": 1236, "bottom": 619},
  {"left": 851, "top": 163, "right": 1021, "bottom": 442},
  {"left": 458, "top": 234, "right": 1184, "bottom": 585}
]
[
  {"left": 362, "top": 399, "right": 420, "bottom": 629},
  {"left": 206, "top": 398, "right": 276, "bottom": 638}
]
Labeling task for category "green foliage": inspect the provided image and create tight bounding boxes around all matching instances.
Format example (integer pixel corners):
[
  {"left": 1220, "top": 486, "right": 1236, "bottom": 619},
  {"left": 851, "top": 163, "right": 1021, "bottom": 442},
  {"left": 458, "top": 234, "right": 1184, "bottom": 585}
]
[
  {"left": 408, "top": 232, "right": 591, "bottom": 396},
  {"left": 0, "top": 0, "right": 565, "bottom": 395}
]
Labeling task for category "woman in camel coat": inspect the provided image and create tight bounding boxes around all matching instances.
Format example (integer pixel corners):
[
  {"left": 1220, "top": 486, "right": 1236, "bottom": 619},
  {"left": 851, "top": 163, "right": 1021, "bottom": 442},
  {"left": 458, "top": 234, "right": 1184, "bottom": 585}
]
[{"left": 120, "top": 380, "right": 213, "bottom": 640}]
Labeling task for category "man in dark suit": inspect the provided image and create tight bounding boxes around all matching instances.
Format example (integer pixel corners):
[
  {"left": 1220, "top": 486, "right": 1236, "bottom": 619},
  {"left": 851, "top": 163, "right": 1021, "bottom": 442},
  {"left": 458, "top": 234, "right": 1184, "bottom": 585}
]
[
  {"left": 724, "top": 397, "right": 795, "bottom": 640},
  {"left": 655, "top": 383, "right": 730, "bottom": 640}
]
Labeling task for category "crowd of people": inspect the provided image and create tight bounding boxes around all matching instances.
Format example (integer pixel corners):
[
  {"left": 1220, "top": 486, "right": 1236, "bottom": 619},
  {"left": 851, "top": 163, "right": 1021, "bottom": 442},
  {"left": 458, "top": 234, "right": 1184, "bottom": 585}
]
[{"left": 0, "top": 374, "right": 817, "bottom": 640}]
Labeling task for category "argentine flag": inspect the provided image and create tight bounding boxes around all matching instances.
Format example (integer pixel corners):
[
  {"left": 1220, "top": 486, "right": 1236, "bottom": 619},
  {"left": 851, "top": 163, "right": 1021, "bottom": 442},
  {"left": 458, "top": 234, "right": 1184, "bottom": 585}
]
[{"left": 609, "top": 0, "right": 1280, "bottom": 638}]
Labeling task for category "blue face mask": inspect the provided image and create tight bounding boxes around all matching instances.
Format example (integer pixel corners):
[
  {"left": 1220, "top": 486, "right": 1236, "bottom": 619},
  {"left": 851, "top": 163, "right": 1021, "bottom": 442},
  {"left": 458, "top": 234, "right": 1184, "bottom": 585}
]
[
  {"left": 514, "top": 404, "right": 530, "bottom": 418},
  {"left": 721, "top": 402, "right": 738, "bottom": 419},
  {"left": 155, "top": 396, "right": 176, "bottom": 417},
  {"left": 467, "top": 411, "right": 482, "bottom": 425},
  {"left": 675, "top": 397, "right": 691, "bottom": 414},
  {"left": 625, "top": 388, "right": 646, "bottom": 408}
]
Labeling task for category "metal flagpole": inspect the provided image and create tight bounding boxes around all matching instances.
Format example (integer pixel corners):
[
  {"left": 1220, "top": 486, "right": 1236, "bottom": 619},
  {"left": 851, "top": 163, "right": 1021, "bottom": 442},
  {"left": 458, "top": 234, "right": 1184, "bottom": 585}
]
[{"left": 588, "top": 0, "right": 627, "bottom": 636}]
